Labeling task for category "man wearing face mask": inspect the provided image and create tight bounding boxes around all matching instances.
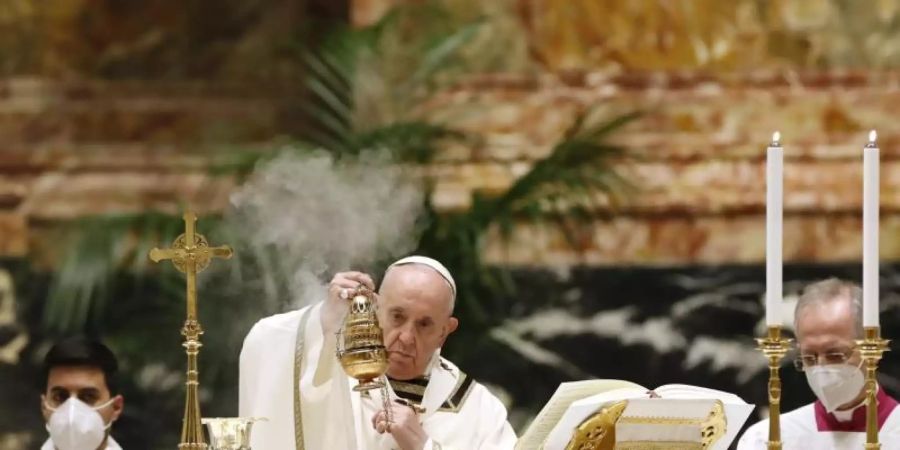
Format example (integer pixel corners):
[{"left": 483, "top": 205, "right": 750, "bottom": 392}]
[
  {"left": 40, "top": 337, "right": 125, "bottom": 450},
  {"left": 240, "top": 255, "right": 517, "bottom": 449},
  {"left": 737, "top": 278, "right": 900, "bottom": 449}
]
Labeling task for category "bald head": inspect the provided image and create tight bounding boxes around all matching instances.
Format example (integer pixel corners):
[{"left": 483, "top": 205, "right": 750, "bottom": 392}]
[{"left": 794, "top": 278, "right": 863, "bottom": 339}]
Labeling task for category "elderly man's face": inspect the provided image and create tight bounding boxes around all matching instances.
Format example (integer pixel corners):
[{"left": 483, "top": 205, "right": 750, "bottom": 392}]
[
  {"left": 796, "top": 296, "right": 864, "bottom": 409},
  {"left": 796, "top": 297, "right": 860, "bottom": 365},
  {"left": 377, "top": 266, "right": 458, "bottom": 380}
]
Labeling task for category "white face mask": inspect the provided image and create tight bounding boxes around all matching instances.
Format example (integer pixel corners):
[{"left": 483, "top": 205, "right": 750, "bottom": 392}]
[
  {"left": 805, "top": 363, "right": 865, "bottom": 413},
  {"left": 45, "top": 397, "right": 114, "bottom": 450}
]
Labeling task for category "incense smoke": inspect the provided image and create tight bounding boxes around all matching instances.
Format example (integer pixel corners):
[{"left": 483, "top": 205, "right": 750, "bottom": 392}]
[{"left": 224, "top": 149, "right": 426, "bottom": 312}]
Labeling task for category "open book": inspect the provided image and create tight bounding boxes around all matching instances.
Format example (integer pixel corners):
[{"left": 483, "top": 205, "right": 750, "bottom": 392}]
[{"left": 516, "top": 380, "right": 754, "bottom": 450}]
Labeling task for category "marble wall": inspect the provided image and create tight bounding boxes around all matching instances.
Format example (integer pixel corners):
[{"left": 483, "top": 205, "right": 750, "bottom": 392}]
[
  {"left": 5, "top": 71, "right": 900, "bottom": 267},
  {"left": 3, "top": 1, "right": 900, "bottom": 448}
]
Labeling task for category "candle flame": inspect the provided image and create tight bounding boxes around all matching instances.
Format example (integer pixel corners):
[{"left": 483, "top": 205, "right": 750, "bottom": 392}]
[
  {"left": 869, "top": 129, "right": 877, "bottom": 143},
  {"left": 772, "top": 131, "right": 781, "bottom": 143}
]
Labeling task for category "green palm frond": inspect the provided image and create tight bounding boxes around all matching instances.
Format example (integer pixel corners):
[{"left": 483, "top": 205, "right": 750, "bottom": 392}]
[
  {"left": 356, "top": 122, "right": 467, "bottom": 163},
  {"left": 300, "top": 4, "right": 483, "bottom": 151},
  {"left": 410, "top": 19, "right": 484, "bottom": 86},
  {"left": 45, "top": 4, "right": 485, "bottom": 335},
  {"left": 44, "top": 212, "right": 188, "bottom": 334},
  {"left": 417, "top": 109, "right": 641, "bottom": 337},
  {"left": 301, "top": 47, "right": 356, "bottom": 153},
  {"left": 483, "top": 110, "right": 641, "bottom": 231}
]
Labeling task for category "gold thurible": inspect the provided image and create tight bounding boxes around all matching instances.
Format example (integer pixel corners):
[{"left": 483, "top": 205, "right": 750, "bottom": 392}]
[
  {"left": 856, "top": 326, "right": 890, "bottom": 449},
  {"left": 756, "top": 326, "right": 792, "bottom": 450},
  {"left": 336, "top": 286, "right": 389, "bottom": 392},
  {"left": 335, "top": 286, "right": 396, "bottom": 426},
  {"left": 150, "top": 211, "right": 233, "bottom": 449}
]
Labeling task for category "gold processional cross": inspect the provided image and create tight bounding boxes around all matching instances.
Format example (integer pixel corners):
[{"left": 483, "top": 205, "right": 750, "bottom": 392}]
[{"left": 150, "top": 211, "right": 233, "bottom": 449}]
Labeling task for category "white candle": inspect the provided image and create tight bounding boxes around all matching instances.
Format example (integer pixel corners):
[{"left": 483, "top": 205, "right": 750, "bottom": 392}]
[
  {"left": 766, "top": 131, "right": 784, "bottom": 326},
  {"left": 863, "top": 130, "right": 880, "bottom": 328}
]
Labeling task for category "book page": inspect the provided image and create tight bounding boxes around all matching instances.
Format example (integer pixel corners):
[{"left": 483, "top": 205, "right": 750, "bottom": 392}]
[
  {"left": 515, "top": 379, "right": 644, "bottom": 450},
  {"left": 654, "top": 384, "right": 748, "bottom": 404}
]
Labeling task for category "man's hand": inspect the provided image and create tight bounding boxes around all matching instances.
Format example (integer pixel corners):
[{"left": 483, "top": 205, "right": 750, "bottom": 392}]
[
  {"left": 321, "top": 271, "right": 376, "bottom": 336},
  {"left": 372, "top": 403, "right": 429, "bottom": 450}
]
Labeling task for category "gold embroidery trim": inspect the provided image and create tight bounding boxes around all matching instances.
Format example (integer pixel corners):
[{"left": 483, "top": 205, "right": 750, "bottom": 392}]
[
  {"left": 438, "top": 371, "right": 473, "bottom": 413},
  {"left": 293, "top": 309, "right": 312, "bottom": 450},
  {"left": 391, "top": 381, "right": 427, "bottom": 396},
  {"left": 370, "top": 364, "right": 475, "bottom": 413}
]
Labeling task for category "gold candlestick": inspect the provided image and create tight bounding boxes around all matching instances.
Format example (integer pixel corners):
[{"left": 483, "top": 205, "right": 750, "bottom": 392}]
[
  {"left": 150, "top": 211, "right": 233, "bottom": 449},
  {"left": 756, "top": 326, "right": 792, "bottom": 450},
  {"left": 856, "top": 326, "right": 890, "bottom": 449}
]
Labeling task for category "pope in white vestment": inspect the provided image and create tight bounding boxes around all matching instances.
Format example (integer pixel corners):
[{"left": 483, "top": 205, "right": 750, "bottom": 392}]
[
  {"left": 240, "top": 256, "right": 517, "bottom": 450},
  {"left": 737, "top": 278, "right": 900, "bottom": 450}
]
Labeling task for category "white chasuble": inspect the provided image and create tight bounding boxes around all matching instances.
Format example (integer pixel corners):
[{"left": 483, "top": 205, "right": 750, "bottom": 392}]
[
  {"left": 239, "top": 302, "right": 517, "bottom": 450},
  {"left": 737, "top": 388, "right": 900, "bottom": 450}
]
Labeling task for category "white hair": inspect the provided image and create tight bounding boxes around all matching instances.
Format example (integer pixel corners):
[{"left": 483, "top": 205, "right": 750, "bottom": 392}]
[{"left": 794, "top": 278, "right": 863, "bottom": 338}]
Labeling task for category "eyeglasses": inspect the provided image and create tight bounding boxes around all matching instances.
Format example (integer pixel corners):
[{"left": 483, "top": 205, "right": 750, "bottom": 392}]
[{"left": 793, "top": 348, "right": 857, "bottom": 371}]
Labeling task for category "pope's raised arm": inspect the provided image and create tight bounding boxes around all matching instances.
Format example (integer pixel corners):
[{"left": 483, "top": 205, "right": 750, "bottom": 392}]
[{"left": 239, "top": 255, "right": 517, "bottom": 450}]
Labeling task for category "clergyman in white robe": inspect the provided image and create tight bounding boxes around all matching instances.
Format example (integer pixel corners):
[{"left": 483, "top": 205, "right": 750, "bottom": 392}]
[
  {"left": 239, "top": 258, "right": 516, "bottom": 450},
  {"left": 737, "top": 387, "right": 900, "bottom": 449},
  {"left": 739, "top": 278, "right": 900, "bottom": 449}
]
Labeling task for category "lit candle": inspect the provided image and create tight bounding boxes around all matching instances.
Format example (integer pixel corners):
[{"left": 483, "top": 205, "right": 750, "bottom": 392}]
[
  {"left": 766, "top": 131, "right": 783, "bottom": 326},
  {"left": 863, "top": 130, "right": 880, "bottom": 328}
]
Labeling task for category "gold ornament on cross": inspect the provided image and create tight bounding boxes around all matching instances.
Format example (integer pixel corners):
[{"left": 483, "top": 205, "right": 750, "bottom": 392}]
[{"left": 150, "top": 211, "right": 233, "bottom": 449}]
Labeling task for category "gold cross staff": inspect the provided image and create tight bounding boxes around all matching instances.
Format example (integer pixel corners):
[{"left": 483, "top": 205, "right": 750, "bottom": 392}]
[
  {"left": 150, "top": 211, "right": 233, "bottom": 320},
  {"left": 149, "top": 211, "right": 232, "bottom": 449}
]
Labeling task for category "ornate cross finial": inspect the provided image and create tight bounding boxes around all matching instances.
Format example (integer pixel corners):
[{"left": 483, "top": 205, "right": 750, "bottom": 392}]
[
  {"left": 149, "top": 211, "right": 232, "bottom": 449},
  {"left": 150, "top": 211, "right": 232, "bottom": 319}
]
